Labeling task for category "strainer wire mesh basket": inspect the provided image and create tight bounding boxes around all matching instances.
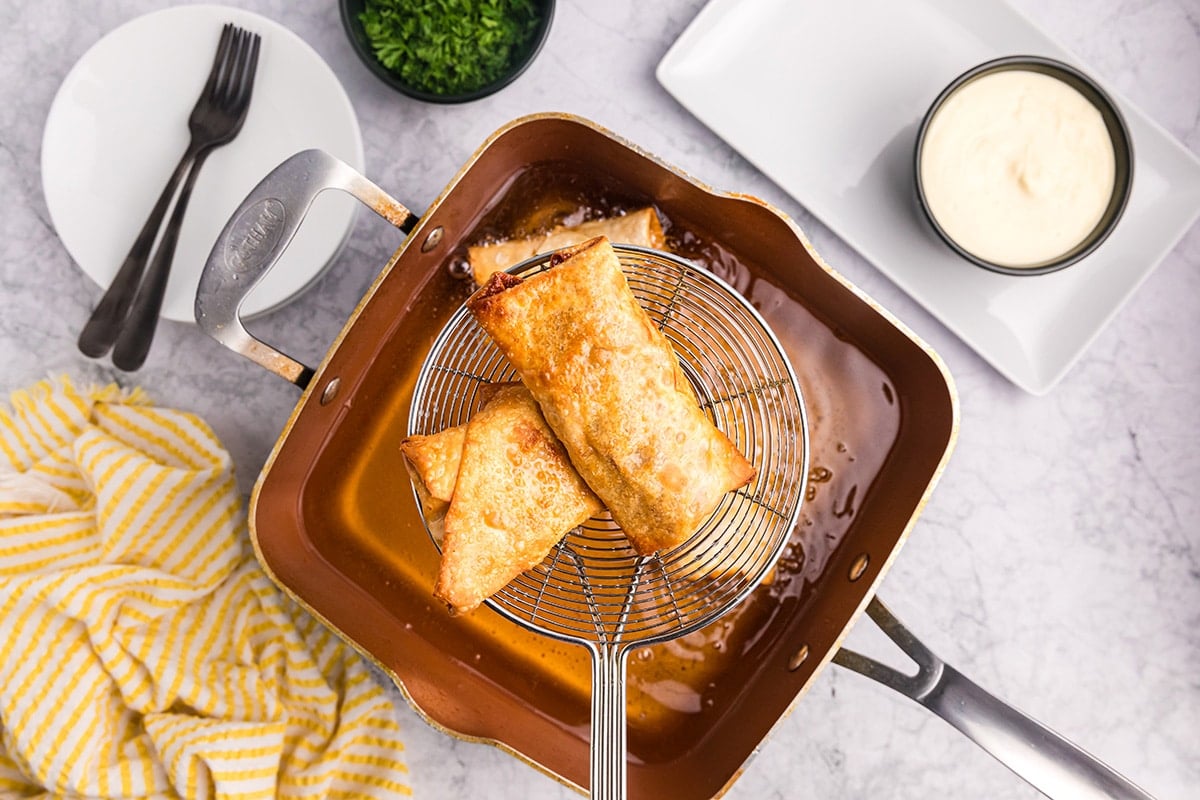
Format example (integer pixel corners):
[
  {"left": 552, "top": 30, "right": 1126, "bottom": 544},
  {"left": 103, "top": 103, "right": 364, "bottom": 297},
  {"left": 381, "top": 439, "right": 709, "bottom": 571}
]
[{"left": 409, "top": 244, "right": 808, "bottom": 799}]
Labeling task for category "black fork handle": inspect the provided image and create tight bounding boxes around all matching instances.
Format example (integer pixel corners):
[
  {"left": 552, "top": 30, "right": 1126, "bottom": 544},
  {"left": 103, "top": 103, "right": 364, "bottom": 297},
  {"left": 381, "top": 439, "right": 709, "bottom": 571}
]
[
  {"left": 77, "top": 141, "right": 202, "bottom": 357},
  {"left": 111, "top": 145, "right": 214, "bottom": 371}
]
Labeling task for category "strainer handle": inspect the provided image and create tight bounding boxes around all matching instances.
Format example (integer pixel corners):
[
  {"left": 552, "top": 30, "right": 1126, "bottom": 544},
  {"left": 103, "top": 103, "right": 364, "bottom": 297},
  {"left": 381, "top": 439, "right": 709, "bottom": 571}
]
[
  {"left": 833, "top": 597, "right": 1156, "bottom": 800},
  {"left": 194, "top": 149, "right": 417, "bottom": 387},
  {"left": 590, "top": 644, "right": 630, "bottom": 800}
]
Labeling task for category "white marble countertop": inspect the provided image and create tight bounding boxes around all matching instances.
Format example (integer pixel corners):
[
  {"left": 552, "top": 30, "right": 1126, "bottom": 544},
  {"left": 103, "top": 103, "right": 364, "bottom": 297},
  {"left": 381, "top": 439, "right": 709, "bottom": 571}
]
[{"left": 2, "top": 1, "right": 1197, "bottom": 798}]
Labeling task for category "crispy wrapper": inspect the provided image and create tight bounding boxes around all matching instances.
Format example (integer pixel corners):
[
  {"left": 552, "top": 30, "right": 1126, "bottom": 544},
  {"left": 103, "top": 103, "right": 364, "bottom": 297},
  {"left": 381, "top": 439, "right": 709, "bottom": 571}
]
[
  {"left": 399, "top": 425, "right": 466, "bottom": 546},
  {"left": 403, "top": 384, "right": 602, "bottom": 613},
  {"left": 467, "top": 207, "right": 666, "bottom": 285},
  {"left": 467, "top": 236, "right": 756, "bottom": 555}
]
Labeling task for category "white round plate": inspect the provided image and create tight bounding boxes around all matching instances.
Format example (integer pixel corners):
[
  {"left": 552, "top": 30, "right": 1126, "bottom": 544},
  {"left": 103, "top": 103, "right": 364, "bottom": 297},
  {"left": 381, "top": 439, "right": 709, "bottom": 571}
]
[{"left": 42, "top": 4, "right": 364, "bottom": 322}]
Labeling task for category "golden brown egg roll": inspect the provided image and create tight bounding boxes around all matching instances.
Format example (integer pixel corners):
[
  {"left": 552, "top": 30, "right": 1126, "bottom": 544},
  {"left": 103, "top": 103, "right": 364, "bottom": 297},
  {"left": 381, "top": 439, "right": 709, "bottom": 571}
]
[
  {"left": 403, "top": 384, "right": 603, "bottom": 614},
  {"left": 468, "top": 207, "right": 666, "bottom": 285},
  {"left": 399, "top": 424, "right": 467, "bottom": 546},
  {"left": 467, "top": 236, "right": 756, "bottom": 555},
  {"left": 398, "top": 382, "right": 518, "bottom": 536}
]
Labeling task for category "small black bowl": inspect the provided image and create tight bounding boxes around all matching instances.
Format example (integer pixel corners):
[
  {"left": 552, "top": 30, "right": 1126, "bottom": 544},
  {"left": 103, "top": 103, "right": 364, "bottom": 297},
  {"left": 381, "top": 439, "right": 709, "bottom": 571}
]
[
  {"left": 339, "top": 0, "right": 555, "bottom": 104},
  {"left": 914, "top": 55, "right": 1134, "bottom": 276}
]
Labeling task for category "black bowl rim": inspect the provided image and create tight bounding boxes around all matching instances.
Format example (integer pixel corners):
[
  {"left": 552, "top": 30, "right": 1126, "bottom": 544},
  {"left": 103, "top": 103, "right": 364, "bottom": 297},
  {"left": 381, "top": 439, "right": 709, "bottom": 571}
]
[
  {"left": 339, "top": 0, "right": 555, "bottom": 104},
  {"left": 913, "top": 54, "right": 1135, "bottom": 277}
]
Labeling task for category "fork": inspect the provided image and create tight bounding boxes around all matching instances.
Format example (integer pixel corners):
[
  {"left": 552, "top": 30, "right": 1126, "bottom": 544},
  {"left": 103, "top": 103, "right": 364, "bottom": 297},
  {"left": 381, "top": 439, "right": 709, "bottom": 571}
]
[
  {"left": 77, "top": 23, "right": 260, "bottom": 367},
  {"left": 111, "top": 24, "right": 261, "bottom": 371}
]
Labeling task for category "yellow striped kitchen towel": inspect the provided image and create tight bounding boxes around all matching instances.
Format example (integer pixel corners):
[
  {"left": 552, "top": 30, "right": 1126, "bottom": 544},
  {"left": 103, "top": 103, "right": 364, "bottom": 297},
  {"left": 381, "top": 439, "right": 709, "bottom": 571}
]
[{"left": 0, "top": 377, "right": 411, "bottom": 799}]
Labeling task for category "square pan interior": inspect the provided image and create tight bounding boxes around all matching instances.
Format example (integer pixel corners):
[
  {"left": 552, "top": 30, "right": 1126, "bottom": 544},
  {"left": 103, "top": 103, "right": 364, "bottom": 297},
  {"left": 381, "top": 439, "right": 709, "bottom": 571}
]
[{"left": 250, "top": 115, "right": 957, "bottom": 799}]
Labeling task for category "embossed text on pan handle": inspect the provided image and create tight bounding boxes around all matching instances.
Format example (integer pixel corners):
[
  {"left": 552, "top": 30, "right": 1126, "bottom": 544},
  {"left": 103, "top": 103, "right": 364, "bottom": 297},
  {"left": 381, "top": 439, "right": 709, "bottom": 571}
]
[{"left": 194, "top": 148, "right": 417, "bottom": 388}]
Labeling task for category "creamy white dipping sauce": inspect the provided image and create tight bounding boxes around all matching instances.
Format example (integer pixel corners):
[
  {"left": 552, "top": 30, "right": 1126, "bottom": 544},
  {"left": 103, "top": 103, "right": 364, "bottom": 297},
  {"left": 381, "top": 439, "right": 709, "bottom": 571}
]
[{"left": 919, "top": 69, "right": 1116, "bottom": 268}]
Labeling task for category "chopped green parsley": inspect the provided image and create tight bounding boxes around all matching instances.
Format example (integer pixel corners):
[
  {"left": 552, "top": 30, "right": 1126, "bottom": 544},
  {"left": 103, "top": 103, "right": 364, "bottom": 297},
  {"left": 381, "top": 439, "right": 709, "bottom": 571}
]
[{"left": 359, "top": 0, "right": 543, "bottom": 96}]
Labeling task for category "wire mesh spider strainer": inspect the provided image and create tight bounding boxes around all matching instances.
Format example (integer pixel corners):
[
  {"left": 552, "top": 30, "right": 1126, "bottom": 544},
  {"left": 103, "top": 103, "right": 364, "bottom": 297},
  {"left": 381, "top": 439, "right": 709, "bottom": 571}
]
[{"left": 408, "top": 244, "right": 809, "bottom": 800}]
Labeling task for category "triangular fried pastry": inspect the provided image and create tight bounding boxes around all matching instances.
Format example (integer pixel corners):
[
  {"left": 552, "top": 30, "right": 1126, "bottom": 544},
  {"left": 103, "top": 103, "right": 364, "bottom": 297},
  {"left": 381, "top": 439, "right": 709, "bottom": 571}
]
[
  {"left": 431, "top": 384, "right": 603, "bottom": 613},
  {"left": 467, "top": 236, "right": 756, "bottom": 555},
  {"left": 399, "top": 383, "right": 517, "bottom": 541},
  {"left": 399, "top": 424, "right": 467, "bottom": 546}
]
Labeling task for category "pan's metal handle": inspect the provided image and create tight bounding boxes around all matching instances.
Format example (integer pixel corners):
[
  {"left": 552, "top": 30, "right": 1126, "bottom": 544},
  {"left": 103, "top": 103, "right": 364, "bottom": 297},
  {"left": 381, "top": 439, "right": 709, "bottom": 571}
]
[
  {"left": 195, "top": 149, "right": 417, "bottom": 388},
  {"left": 833, "top": 597, "right": 1156, "bottom": 800}
]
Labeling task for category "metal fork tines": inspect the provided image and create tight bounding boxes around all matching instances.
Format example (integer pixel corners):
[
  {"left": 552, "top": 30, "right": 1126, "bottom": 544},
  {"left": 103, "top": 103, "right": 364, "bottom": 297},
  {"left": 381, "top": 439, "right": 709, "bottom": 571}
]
[{"left": 77, "top": 23, "right": 261, "bottom": 369}]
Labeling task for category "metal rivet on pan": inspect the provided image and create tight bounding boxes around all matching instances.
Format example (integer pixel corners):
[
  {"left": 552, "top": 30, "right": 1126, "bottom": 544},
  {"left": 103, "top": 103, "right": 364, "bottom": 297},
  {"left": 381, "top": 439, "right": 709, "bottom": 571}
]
[
  {"left": 787, "top": 644, "right": 810, "bottom": 671},
  {"left": 421, "top": 226, "right": 444, "bottom": 252},
  {"left": 320, "top": 377, "right": 341, "bottom": 406},
  {"left": 848, "top": 553, "right": 870, "bottom": 582}
]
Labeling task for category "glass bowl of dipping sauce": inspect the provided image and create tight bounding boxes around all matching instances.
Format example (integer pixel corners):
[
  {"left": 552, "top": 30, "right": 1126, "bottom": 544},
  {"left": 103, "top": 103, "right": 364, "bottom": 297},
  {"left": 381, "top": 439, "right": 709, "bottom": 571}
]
[{"left": 915, "top": 55, "right": 1133, "bottom": 276}]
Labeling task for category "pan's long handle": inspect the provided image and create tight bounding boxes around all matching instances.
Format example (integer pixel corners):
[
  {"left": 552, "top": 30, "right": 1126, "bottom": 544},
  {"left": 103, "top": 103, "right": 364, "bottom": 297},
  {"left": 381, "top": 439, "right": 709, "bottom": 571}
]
[
  {"left": 833, "top": 597, "right": 1156, "bottom": 800},
  {"left": 194, "top": 149, "right": 417, "bottom": 388}
]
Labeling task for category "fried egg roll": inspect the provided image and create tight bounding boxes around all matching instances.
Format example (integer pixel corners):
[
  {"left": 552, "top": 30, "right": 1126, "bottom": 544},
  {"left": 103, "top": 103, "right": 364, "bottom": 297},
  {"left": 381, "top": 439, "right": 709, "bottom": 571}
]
[
  {"left": 402, "top": 384, "right": 603, "bottom": 613},
  {"left": 468, "top": 207, "right": 666, "bottom": 285},
  {"left": 467, "top": 236, "right": 756, "bottom": 555},
  {"left": 399, "top": 424, "right": 466, "bottom": 546}
]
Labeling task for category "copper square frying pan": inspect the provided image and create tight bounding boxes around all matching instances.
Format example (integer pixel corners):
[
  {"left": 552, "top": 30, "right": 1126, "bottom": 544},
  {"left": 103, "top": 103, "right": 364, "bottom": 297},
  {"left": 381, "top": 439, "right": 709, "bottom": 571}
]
[{"left": 194, "top": 114, "right": 1153, "bottom": 800}]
